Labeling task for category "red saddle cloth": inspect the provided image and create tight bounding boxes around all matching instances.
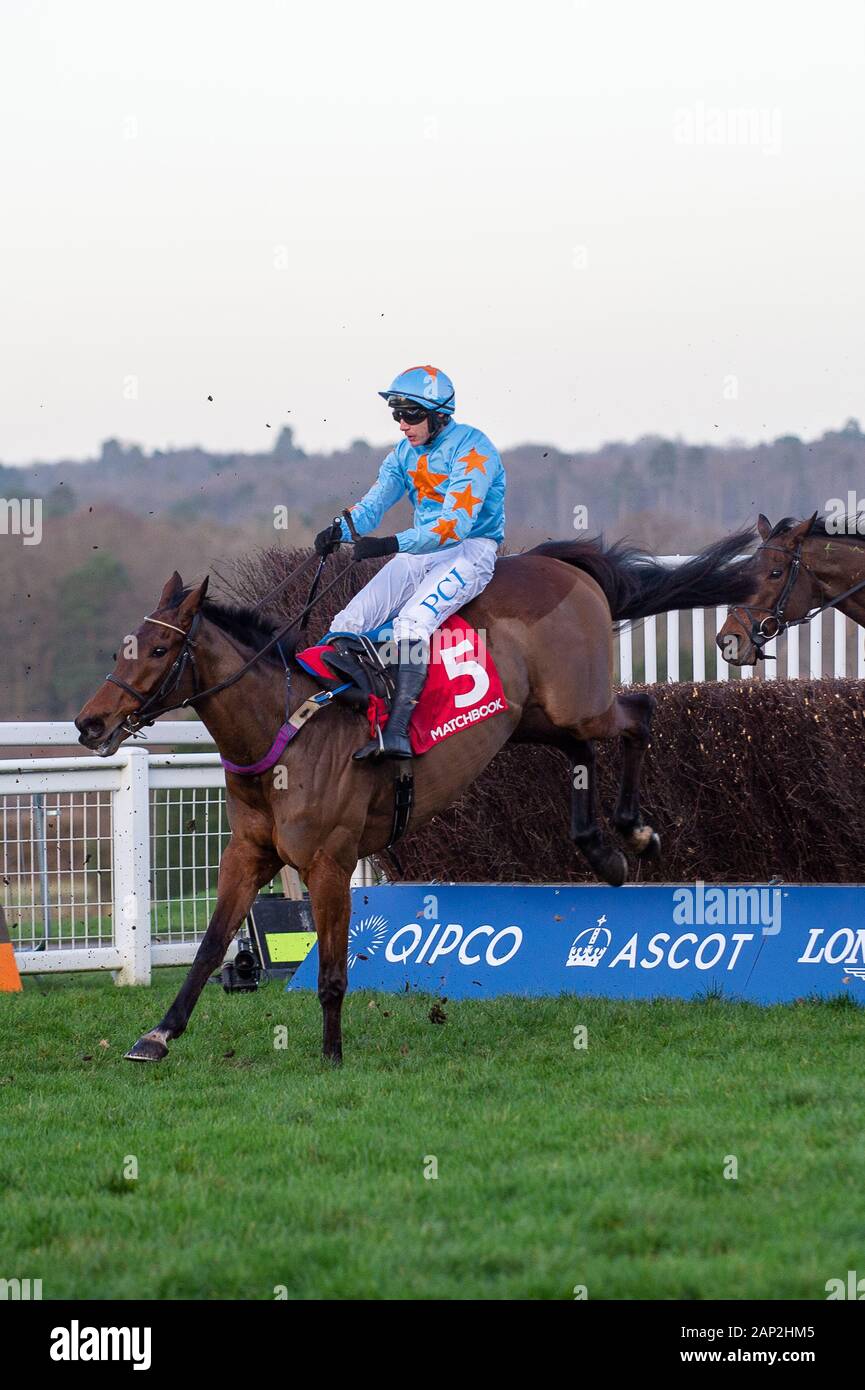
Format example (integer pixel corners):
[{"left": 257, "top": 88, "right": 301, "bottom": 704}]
[
  {"left": 298, "top": 616, "right": 509, "bottom": 756},
  {"left": 408, "top": 616, "right": 509, "bottom": 754}
]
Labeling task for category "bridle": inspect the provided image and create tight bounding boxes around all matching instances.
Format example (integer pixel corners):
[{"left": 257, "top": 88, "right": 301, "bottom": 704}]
[
  {"left": 103, "top": 543, "right": 351, "bottom": 736},
  {"left": 727, "top": 541, "right": 806, "bottom": 657},
  {"left": 728, "top": 535, "right": 865, "bottom": 657},
  {"left": 107, "top": 612, "right": 206, "bottom": 734}
]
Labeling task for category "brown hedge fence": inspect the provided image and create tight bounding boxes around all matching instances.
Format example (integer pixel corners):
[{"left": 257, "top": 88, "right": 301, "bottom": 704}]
[{"left": 376, "top": 680, "right": 865, "bottom": 885}]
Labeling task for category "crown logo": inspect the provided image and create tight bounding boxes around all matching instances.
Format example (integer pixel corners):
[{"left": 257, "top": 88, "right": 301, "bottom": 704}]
[{"left": 566, "top": 917, "right": 611, "bottom": 968}]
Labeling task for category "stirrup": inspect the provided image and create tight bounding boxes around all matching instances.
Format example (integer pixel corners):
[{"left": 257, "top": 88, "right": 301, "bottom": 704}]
[{"left": 353, "top": 729, "right": 385, "bottom": 761}]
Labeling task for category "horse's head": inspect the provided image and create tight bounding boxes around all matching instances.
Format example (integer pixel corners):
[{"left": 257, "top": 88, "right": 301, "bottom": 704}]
[
  {"left": 716, "top": 512, "right": 817, "bottom": 665},
  {"left": 75, "top": 570, "right": 209, "bottom": 755}
]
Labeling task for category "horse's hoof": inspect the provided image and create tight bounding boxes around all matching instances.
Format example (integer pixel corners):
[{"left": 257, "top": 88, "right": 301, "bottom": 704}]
[
  {"left": 601, "top": 850, "right": 628, "bottom": 887},
  {"left": 124, "top": 1035, "right": 169, "bottom": 1063},
  {"left": 637, "top": 830, "right": 661, "bottom": 860}
]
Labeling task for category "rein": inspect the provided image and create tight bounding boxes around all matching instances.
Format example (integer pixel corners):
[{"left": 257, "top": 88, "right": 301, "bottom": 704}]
[
  {"left": 729, "top": 538, "right": 865, "bottom": 655},
  {"left": 105, "top": 541, "right": 350, "bottom": 736}
]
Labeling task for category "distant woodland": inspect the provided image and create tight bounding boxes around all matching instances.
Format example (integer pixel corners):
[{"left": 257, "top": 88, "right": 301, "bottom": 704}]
[{"left": 1, "top": 418, "right": 863, "bottom": 718}]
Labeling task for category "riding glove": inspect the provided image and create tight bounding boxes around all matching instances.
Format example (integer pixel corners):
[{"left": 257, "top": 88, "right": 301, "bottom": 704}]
[
  {"left": 314, "top": 522, "right": 343, "bottom": 557},
  {"left": 353, "top": 535, "right": 399, "bottom": 562}
]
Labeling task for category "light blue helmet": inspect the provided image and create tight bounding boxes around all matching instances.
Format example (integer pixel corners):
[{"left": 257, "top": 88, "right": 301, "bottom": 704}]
[{"left": 378, "top": 365, "right": 456, "bottom": 416}]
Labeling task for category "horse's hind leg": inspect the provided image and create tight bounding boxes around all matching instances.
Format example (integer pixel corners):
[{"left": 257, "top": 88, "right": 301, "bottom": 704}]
[
  {"left": 566, "top": 737, "right": 628, "bottom": 887},
  {"left": 610, "top": 691, "right": 660, "bottom": 859}
]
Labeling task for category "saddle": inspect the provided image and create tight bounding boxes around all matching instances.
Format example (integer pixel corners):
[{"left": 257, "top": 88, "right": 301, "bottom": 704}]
[{"left": 296, "top": 631, "right": 418, "bottom": 718}]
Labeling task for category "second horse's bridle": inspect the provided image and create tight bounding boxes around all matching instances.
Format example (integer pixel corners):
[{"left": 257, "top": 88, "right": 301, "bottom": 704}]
[
  {"left": 728, "top": 536, "right": 865, "bottom": 656},
  {"left": 727, "top": 541, "right": 807, "bottom": 657}
]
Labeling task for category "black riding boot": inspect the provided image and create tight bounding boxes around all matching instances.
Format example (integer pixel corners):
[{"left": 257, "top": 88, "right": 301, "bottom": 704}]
[{"left": 353, "top": 651, "right": 428, "bottom": 761}]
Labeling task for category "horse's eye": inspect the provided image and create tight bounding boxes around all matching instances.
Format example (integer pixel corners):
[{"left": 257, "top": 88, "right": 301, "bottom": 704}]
[
  {"left": 769, "top": 569, "right": 782, "bottom": 578},
  {"left": 152, "top": 646, "right": 167, "bottom": 657}
]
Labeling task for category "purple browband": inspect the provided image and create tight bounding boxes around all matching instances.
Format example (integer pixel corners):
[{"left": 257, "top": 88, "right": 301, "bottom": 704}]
[{"left": 220, "top": 721, "right": 298, "bottom": 776}]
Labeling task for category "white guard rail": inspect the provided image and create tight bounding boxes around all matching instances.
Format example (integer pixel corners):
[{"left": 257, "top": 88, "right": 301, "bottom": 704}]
[{"left": 0, "top": 723, "right": 375, "bottom": 984}]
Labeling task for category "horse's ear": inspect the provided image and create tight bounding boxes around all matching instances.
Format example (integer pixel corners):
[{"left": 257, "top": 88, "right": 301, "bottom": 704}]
[
  {"left": 757, "top": 514, "right": 772, "bottom": 540},
  {"left": 176, "top": 575, "right": 209, "bottom": 623},
  {"left": 157, "top": 571, "right": 184, "bottom": 608},
  {"left": 790, "top": 512, "right": 819, "bottom": 541},
  {"left": 805, "top": 509, "right": 819, "bottom": 535}
]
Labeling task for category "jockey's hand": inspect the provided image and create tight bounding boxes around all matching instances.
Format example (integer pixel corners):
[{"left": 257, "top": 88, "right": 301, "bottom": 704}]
[
  {"left": 353, "top": 535, "right": 399, "bottom": 562},
  {"left": 314, "top": 521, "right": 343, "bottom": 556}
]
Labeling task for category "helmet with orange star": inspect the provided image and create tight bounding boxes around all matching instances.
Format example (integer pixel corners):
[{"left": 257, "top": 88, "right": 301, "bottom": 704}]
[{"left": 378, "top": 365, "right": 456, "bottom": 416}]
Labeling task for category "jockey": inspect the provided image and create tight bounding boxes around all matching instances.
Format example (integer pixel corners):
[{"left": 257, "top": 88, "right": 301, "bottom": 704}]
[{"left": 314, "top": 365, "right": 505, "bottom": 761}]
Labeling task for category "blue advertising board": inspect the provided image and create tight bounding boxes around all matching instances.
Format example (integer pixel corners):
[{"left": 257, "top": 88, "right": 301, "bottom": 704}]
[{"left": 287, "top": 883, "right": 865, "bottom": 1003}]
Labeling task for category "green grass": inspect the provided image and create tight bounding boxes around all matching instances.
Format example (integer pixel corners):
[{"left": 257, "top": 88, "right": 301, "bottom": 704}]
[{"left": 2, "top": 972, "right": 864, "bottom": 1300}]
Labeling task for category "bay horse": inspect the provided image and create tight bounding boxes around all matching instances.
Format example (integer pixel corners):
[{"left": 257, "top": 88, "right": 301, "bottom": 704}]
[
  {"left": 75, "top": 532, "right": 755, "bottom": 1064},
  {"left": 717, "top": 512, "right": 865, "bottom": 666}
]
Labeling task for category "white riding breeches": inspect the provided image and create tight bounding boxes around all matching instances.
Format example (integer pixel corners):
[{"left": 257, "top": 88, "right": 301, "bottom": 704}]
[{"left": 330, "top": 537, "right": 498, "bottom": 645}]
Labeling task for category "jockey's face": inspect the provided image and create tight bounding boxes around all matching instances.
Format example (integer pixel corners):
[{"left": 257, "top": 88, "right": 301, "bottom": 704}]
[{"left": 400, "top": 414, "right": 431, "bottom": 448}]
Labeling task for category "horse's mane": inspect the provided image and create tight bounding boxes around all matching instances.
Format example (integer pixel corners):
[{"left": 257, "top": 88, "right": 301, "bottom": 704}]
[
  {"left": 199, "top": 596, "right": 298, "bottom": 666},
  {"left": 769, "top": 514, "right": 863, "bottom": 541}
]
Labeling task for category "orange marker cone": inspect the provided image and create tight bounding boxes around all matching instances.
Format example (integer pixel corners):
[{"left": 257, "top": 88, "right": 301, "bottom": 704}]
[{"left": 0, "top": 904, "right": 22, "bottom": 992}]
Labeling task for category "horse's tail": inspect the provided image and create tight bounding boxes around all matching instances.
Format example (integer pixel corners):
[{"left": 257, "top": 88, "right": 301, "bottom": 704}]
[{"left": 528, "top": 528, "right": 757, "bottom": 620}]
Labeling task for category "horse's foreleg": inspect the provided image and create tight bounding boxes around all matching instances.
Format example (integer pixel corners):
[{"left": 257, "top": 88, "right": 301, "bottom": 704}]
[
  {"left": 306, "top": 846, "right": 352, "bottom": 1064},
  {"left": 611, "top": 691, "right": 660, "bottom": 859},
  {"left": 125, "top": 838, "right": 281, "bottom": 1062},
  {"left": 567, "top": 737, "right": 627, "bottom": 886}
]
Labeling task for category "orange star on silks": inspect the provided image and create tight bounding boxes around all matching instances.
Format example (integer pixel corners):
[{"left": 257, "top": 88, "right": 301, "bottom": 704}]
[
  {"left": 409, "top": 453, "right": 448, "bottom": 504},
  {"left": 450, "top": 482, "right": 482, "bottom": 517},
  {"left": 431, "top": 517, "right": 459, "bottom": 546},
  {"left": 458, "top": 447, "right": 489, "bottom": 474}
]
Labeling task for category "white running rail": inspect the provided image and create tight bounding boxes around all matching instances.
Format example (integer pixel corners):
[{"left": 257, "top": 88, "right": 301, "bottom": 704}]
[{"left": 0, "top": 722, "right": 374, "bottom": 983}]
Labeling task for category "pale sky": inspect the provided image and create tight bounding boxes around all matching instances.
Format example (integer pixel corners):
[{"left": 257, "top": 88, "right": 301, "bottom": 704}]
[{"left": 1, "top": 0, "right": 863, "bottom": 464}]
